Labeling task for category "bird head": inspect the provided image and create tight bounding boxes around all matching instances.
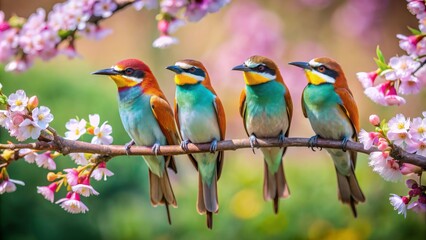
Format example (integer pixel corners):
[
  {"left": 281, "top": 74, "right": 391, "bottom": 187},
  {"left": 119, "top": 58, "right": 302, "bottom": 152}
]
[
  {"left": 289, "top": 57, "right": 346, "bottom": 86},
  {"left": 166, "top": 59, "right": 209, "bottom": 86},
  {"left": 232, "top": 55, "right": 280, "bottom": 86},
  {"left": 92, "top": 59, "right": 154, "bottom": 89}
]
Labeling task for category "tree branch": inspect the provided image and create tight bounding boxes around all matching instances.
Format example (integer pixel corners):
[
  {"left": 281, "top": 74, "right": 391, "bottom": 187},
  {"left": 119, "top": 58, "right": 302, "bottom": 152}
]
[{"left": 1, "top": 136, "right": 425, "bottom": 169}]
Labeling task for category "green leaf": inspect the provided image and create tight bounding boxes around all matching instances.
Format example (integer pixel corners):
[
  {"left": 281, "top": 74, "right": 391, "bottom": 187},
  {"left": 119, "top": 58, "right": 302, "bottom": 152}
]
[
  {"left": 0, "top": 95, "right": 6, "bottom": 105},
  {"left": 374, "top": 58, "right": 390, "bottom": 71},
  {"left": 58, "top": 30, "right": 74, "bottom": 40},
  {"left": 408, "top": 26, "right": 422, "bottom": 35},
  {"left": 376, "top": 46, "right": 386, "bottom": 64}
]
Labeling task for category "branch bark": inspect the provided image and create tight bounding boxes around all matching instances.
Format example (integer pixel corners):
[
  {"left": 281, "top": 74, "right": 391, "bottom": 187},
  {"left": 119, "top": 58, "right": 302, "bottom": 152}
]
[{"left": 1, "top": 136, "right": 426, "bottom": 169}]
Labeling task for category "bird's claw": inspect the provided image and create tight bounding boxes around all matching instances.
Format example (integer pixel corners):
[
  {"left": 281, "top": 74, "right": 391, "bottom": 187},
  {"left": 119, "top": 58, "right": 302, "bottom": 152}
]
[
  {"left": 124, "top": 140, "right": 135, "bottom": 155},
  {"left": 209, "top": 139, "right": 218, "bottom": 153},
  {"left": 152, "top": 143, "right": 160, "bottom": 156},
  {"left": 180, "top": 139, "right": 191, "bottom": 151},
  {"left": 249, "top": 134, "right": 258, "bottom": 154},
  {"left": 278, "top": 131, "right": 285, "bottom": 148},
  {"left": 341, "top": 137, "right": 349, "bottom": 152},
  {"left": 308, "top": 135, "right": 322, "bottom": 152}
]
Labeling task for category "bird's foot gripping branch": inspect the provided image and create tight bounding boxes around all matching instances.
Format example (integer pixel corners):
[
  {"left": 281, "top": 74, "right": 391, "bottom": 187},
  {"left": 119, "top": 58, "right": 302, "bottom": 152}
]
[{"left": 0, "top": 87, "right": 425, "bottom": 217}]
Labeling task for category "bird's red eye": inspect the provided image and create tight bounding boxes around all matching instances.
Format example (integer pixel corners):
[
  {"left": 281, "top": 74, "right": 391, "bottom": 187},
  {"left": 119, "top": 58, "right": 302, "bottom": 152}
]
[
  {"left": 124, "top": 68, "right": 134, "bottom": 75},
  {"left": 257, "top": 65, "right": 265, "bottom": 72},
  {"left": 318, "top": 66, "right": 326, "bottom": 72},
  {"left": 189, "top": 67, "right": 196, "bottom": 73}
]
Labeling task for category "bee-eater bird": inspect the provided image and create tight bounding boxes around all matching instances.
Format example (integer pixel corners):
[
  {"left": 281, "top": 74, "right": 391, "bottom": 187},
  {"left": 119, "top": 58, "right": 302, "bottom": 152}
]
[
  {"left": 289, "top": 57, "right": 365, "bottom": 217},
  {"left": 92, "top": 59, "right": 180, "bottom": 224},
  {"left": 166, "top": 59, "right": 225, "bottom": 229},
  {"left": 232, "top": 55, "right": 293, "bottom": 214}
]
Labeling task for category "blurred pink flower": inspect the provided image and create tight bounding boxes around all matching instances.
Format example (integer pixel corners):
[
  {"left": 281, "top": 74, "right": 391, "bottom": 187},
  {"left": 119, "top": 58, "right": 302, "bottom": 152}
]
[
  {"left": 358, "top": 129, "right": 379, "bottom": 150},
  {"left": 368, "top": 151, "right": 402, "bottom": 182},
  {"left": 407, "top": 0, "right": 426, "bottom": 15},
  {"left": 91, "top": 162, "right": 114, "bottom": 181},
  {"left": 72, "top": 177, "right": 99, "bottom": 197},
  {"left": 93, "top": 0, "right": 117, "bottom": 18},
  {"left": 37, "top": 182, "right": 58, "bottom": 203},
  {"left": 0, "top": 178, "right": 25, "bottom": 194},
  {"left": 64, "top": 168, "right": 79, "bottom": 186},
  {"left": 56, "top": 192, "right": 89, "bottom": 214},
  {"left": 364, "top": 82, "right": 406, "bottom": 106},
  {"left": 35, "top": 151, "right": 56, "bottom": 170},
  {"left": 389, "top": 194, "right": 408, "bottom": 218},
  {"left": 357, "top": 70, "right": 379, "bottom": 88}
]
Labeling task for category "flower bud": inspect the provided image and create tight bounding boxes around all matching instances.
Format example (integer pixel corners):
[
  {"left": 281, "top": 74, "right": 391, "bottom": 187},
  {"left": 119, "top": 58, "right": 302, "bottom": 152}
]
[
  {"left": 369, "top": 114, "right": 380, "bottom": 126},
  {"left": 47, "top": 172, "right": 57, "bottom": 181},
  {"left": 27, "top": 96, "right": 39, "bottom": 111},
  {"left": 402, "top": 196, "right": 410, "bottom": 205},
  {"left": 400, "top": 163, "right": 422, "bottom": 175}
]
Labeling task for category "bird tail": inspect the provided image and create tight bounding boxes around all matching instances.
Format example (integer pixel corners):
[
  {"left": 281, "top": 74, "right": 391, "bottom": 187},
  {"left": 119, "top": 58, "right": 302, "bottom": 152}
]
[
  {"left": 197, "top": 171, "right": 219, "bottom": 230},
  {"left": 336, "top": 167, "right": 365, "bottom": 218},
  {"left": 149, "top": 169, "right": 177, "bottom": 225},
  {"left": 263, "top": 160, "right": 290, "bottom": 214}
]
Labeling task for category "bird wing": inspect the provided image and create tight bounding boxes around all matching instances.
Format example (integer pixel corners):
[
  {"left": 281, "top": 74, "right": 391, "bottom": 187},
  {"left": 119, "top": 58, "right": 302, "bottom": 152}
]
[
  {"left": 213, "top": 95, "right": 226, "bottom": 179},
  {"left": 239, "top": 89, "right": 249, "bottom": 136},
  {"left": 174, "top": 99, "right": 198, "bottom": 170},
  {"left": 301, "top": 86, "right": 308, "bottom": 118},
  {"left": 335, "top": 87, "right": 360, "bottom": 167},
  {"left": 150, "top": 95, "right": 180, "bottom": 172},
  {"left": 283, "top": 82, "right": 293, "bottom": 137}
]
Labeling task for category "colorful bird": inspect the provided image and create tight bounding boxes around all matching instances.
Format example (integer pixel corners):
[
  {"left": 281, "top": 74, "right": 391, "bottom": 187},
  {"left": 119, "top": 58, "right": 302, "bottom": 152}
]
[
  {"left": 92, "top": 59, "right": 180, "bottom": 224},
  {"left": 289, "top": 57, "right": 365, "bottom": 217},
  {"left": 232, "top": 55, "right": 293, "bottom": 214},
  {"left": 166, "top": 59, "right": 225, "bottom": 229}
]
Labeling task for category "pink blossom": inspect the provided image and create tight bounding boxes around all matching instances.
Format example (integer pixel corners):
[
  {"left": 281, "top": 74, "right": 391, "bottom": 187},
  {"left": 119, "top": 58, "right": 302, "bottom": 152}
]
[
  {"left": 72, "top": 177, "right": 99, "bottom": 197},
  {"left": 35, "top": 151, "right": 56, "bottom": 170},
  {"left": 397, "top": 34, "right": 425, "bottom": 56},
  {"left": 388, "top": 114, "right": 410, "bottom": 132},
  {"left": 377, "top": 138, "right": 389, "bottom": 151},
  {"left": 64, "top": 168, "right": 79, "bottom": 186},
  {"left": 80, "top": 24, "right": 112, "bottom": 41},
  {"left": 32, "top": 106, "right": 54, "bottom": 129},
  {"left": 65, "top": 118, "right": 87, "bottom": 140},
  {"left": 56, "top": 192, "right": 89, "bottom": 214},
  {"left": 368, "top": 151, "right": 402, "bottom": 182},
  {"left": 133, "top": 0, "right": 158, "bottom": 11},
  {"left": 385, "top": 55, "right": 420, "bottom": 81},
  {"left": 93, "top": 0, "right": 117, "bottom": 18},
  {"left": 407, "top": 200, "right": 426, "bottom": 213},
  {"left": 358, "top": 129, "right": 379, "bottom": 150},
  {"left": 407, "top": 0, "right": 426, "bottom": 15},
  {"left": 389, "top": 194, "right": 408, "bottom": 218},
  {"left": 409, "top": 117, "right": 426, "bottom": 139},
  {"left": 19, "top": 149, "right": 38, "bottom": 164},
  {"left": 356, "top": 70, "right": 378, "bottom": 88},
  {"left": 69, "top": 153, "right": 89, "bottom": 165},
  {"left": 18, "top": 119, "right": 42, "bottom": 141},
  {"left": 405, "top": 138, "right": 426, "bottom": 156},
  {"left": 91, "top": 162, "right": 114, "bottom": 181},
  {"left": 369, "top": 114, "right": 381, "bottom": 126},
  {"left": 364, "top": 82, "right": 406, "bottom": 106},
  {"left": 398, "top": 75, "right": 422, "bottom": 95},
  {"left": 37, "top": 182, "right": 58, "bottom": 203},
  {"left": 0, "top": 178, "right": 25, "bottom": 194},
  {"left": 400, "top": 163, "right": 423, "bottom": 175},
  {"left": 5, "top": 58, "right": 33, "bottom": 72},
  {"left": 152, "top": 35, "right": 179, "bottom": 48},
  {"left": 161, "top": 0, "right": 187, "bottom": 16},
  {"left": 8, "top": 90, "right": 28, "bottom": 112}
]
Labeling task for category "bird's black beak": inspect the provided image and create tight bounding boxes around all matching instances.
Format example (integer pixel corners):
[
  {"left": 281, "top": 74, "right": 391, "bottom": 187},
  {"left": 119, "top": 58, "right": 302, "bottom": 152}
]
[
  {"left": 232, "top": 64, "right": 251, "bottom": 72},
  {"left": 91, "top": 68, "right": 119, "bottom": 76},
  {"left": 166, "top": 65, "right": 183, "bottom": 74},
  {"left": 288, "top": 61, "right": 311, "bottom": 70}
]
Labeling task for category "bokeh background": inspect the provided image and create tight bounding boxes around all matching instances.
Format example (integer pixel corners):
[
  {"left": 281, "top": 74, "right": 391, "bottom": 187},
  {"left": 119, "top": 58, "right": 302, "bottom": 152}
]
[{"left": 1, "top": 0, "right": 426, "bottom": 239}]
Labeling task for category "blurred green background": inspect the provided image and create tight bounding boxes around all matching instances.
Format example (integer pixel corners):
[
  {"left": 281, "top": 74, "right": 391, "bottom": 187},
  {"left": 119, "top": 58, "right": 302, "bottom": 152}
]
[{"left": 1, "top": 0, "right": 426, "bottom": 239}]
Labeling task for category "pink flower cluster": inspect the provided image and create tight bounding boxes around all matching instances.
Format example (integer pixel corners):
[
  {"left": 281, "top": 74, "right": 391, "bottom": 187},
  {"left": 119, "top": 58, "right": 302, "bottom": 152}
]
[
  {"left": 0, "top": 90, "right": 54, "bottom": 141},
  {"left": 154, "top": 0, "right": 230, "bottom": 48},
  {"left": 357, "top": 0, "right": 426, "bottom": 106},
  {"left": 64, "top": 114, "right": 113, "bottom": 145},
  {"left": 360, "top": 113, "right": 424, "bottom": 181},
  {"left": 0, "top": 0, "right": 116, "bottom": 72},
  {"left": 0, "top": 167, "right": 25, "bottom": 194},
  {"left": 360, "top": 113, "right": 425, "bottom": 217},
  {"left": 37, "top": 161, "right": 113, "bottom": 214},
  {"left": 389, "top": 179, "right": 426, "bottom": 218}
]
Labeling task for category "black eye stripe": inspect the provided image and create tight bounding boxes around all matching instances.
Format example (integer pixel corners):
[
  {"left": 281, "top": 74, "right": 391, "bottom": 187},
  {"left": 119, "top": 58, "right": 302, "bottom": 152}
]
[
  {"left": 122, "top": 68, "right": 144, "bottom": 79},
  {"left": 183, "top": 67, "right": 206, "bottom": 78},
  {"left": 314, "top": 65, "right": 338, "bottom": 78},
  {"left": 251, "top": 65, "right": 275, "bottom": 76}
]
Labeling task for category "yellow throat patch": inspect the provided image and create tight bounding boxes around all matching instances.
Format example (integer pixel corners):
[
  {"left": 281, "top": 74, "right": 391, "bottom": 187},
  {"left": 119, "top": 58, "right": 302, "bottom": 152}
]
[
  {"left": 174, "top": 74, "right": 198, "bottom": 85},
  {"left": 305, "top": 70, "right": 328, "bottom": 85},
  {"left": 110, "top": 75, "right": 140, "bottom": 88},
  {"left": 243, "top": 72, "right": 270, "bottom": 85}
]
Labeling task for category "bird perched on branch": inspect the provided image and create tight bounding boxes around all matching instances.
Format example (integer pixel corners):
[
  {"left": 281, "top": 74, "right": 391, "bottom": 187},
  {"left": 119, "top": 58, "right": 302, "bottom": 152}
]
[
  {"left": 92, "top": 59, "right": 179, "bottom": 224},
  {"left": 233, "top": 55, "right": 293, "bottom": 214},
  {"left": 166, "top": 59, "right": 225, "bottom": 229},
  {"left": 289, "top": 57, "right": 365, "bottom": 217}
]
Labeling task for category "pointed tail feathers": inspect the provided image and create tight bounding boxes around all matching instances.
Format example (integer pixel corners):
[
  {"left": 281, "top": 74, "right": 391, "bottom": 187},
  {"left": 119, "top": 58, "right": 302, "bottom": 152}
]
[
  {"left": 336, "top": 167, "right": 365, "bottom": 218},
  {"left": 263, "top": 161, "right": 290, "bottom": 214},
  {"left": 197, "top": 171, "right": 218, "bottom": 229},
  {"left": 149, "top": 170, "right": 177, "bottom": 225}
]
